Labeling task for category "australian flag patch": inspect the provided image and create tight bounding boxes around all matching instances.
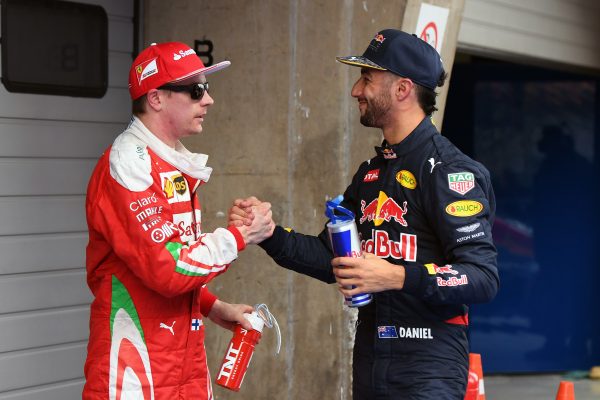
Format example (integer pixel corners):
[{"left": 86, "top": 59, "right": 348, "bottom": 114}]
[{"left": 378, "top": 325, "right": 398, "bottom": 339}]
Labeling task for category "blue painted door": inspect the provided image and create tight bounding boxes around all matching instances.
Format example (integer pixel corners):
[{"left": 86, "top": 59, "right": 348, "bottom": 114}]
[{"left": 444, "top": 58, "right": 600, "bottom": 372}]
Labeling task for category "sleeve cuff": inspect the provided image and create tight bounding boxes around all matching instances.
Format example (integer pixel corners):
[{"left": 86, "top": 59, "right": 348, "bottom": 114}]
[
  {"left": 258, "top": 225, "right": 287, "bottom": 254},
  {"left": 227, "top": 225, "right": 246, "bottom": 252},
  {"left": 402, "top": 262, "right": 427, "bottom": 296},
  {"left": 200, "top": 287, "right": 218, "bottom": 316}
]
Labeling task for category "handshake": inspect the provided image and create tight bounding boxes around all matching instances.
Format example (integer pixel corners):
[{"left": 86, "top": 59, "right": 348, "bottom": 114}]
[{"left": 228, "top": 197, "right": 275, "bottom": 245}]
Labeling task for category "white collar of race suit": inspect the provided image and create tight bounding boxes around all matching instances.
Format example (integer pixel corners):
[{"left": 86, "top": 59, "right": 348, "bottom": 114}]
[{"left": 127, "top": 116, "right": 213, "bottom": 183}]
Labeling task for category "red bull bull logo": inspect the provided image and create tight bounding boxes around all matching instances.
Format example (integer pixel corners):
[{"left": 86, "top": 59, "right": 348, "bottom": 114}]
[
  {"left": 436, "top": 264, "right": 458, "bottom": 275},
  {"left": 381, "top": 148, "right": 396, "bottom": 159},
  {"left": 425, "top": 264, "right": 468, "bottom": 286},
  {"left": 373, "top": 33, "right": 386, "bottom": 43},
  {"left": 425, "top": 263, "right": 459, "bottom": 275},
  {"left": 359, "top": 192, "right": 408, "bottom": 227}
]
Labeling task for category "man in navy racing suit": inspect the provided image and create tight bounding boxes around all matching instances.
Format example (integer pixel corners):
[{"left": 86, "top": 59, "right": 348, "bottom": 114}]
[{"left": 230, "top": 29, "right": 499, "bottom": 399}]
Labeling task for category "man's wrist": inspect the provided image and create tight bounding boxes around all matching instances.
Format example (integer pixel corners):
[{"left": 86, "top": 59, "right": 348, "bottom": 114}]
[
  {"left": 200, "top": 288, "right": 218, "bottom": 316},
  {"left": 391, "top": 264, "right": 406, "bottom": 290},
  {"left": 227, "top": 225, "right": 246, "bottom": 251}
]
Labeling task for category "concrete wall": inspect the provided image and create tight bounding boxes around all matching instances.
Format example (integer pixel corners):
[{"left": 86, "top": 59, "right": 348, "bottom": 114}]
[{"left": 144, "top": 1, "right": 463, "bottom": 398}]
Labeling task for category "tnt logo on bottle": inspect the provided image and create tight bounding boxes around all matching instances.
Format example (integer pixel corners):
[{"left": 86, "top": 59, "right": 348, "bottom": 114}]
[
  {"left": 217, "top": 339, "right": 242, "bottom": 382},
  {"left": 216, "top": 313, "right": 264, "bottom": 392}
]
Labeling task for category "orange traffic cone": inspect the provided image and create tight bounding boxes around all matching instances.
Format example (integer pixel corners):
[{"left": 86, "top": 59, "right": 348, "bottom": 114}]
[
  {"left": 464, "top": 368, "right": 479, "bottom": 400},
  {"left": 555, "top": 381, "right": 575, "bottom": 400},
  {"left": 464, "top": 353, "right": 485, "bottom": 400}
]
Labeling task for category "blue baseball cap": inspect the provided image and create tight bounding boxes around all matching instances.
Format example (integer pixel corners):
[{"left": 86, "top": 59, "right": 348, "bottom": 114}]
[{"left": 336, "top": 29, "right": 444, "bottom": 90}]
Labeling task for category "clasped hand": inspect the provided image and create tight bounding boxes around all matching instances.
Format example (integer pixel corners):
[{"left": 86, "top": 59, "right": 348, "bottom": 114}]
[
  {"left": 332, "top": 253, "right": 406, "bottom": 295},
  {"left": 231, "top": 197, "right": 275, "bottom": 245}
]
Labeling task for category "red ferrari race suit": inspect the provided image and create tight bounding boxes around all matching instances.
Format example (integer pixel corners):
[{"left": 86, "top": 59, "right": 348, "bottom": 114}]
[{"left": 83, "top": 117, "right": 245, "bottom": 400}]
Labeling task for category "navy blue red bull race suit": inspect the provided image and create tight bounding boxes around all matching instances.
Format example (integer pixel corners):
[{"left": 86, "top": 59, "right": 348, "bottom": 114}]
[{"left": 259, "top": 117, "right": 499, "bottom": 399}]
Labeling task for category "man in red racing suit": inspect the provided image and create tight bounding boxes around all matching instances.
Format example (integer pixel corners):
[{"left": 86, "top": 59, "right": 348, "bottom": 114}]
[{"left": 83, "top": 42, "right": 274, "bottom": 400}]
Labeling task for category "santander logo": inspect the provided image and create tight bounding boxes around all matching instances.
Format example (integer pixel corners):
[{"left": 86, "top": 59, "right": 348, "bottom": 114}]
[{"left": 173, "top": 48, "right": 196, "bottom": 61}]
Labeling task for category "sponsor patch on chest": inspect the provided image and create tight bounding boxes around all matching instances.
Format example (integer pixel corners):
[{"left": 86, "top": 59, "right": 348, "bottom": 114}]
[
  {"left": 359, "top": 191, "right": 408, "bottom": 227},
  {"left": 445, "top": 200, "right": 483, "bottom": 217},
  {"left": 161, "top": 171, "right": 191, "bottom": 204},
  {"left": 363, "top": 169, "right": 380, "bottom": 182},
  {"left": 447, "top": 172, "right": 475, "bottom": 195}
]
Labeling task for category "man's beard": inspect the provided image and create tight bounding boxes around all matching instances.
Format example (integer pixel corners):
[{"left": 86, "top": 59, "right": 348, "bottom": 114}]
[{"left": 360, "top": 91, "right": 392, "bottom": 128}]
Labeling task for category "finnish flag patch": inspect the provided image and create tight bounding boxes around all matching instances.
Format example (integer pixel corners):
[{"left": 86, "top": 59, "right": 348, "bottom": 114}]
[{"left": 191, "top": 318, "right": 203, "bottom": 331}]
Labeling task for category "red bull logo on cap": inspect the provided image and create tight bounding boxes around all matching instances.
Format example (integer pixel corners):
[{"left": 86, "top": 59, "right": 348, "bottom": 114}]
[
  {"left": 374, "top": 33, "right": 386, "bottom": 43},
  {"left": 359, "top": 191, "right": 408, "bottom": 227}
]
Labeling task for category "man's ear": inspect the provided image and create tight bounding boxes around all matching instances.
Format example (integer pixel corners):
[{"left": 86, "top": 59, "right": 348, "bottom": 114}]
[
  {"left": 395, "top": 78, "right": 414, "bottom": 101},
  {"left": 146, "top": 89, "right": 162, "bottom": 111}
]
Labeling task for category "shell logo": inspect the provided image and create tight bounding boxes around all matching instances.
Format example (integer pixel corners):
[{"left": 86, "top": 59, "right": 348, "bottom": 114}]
[
  {"left": 163, "top": 177, "right": 174, "bottom": 199},
  {"left": 445, "top": 200, "right": 483, "bottom": 217}
]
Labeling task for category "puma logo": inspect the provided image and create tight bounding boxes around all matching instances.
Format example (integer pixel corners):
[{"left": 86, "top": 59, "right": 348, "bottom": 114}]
[
  {"left": 160, "top": 321, "right": 176, "bottom": 335},
  {"left": 428, "top": 158, "right": 442, "bottom": 173}
]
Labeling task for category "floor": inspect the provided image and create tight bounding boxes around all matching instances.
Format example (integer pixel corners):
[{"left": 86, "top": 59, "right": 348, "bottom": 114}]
[{"left": 485, "top": 374, "right": 600, "bottom": 399}]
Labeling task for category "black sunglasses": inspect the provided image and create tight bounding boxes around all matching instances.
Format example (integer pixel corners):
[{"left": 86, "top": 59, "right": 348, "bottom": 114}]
[{"left": 158, "top": 82, "right": 209, "bottom": 100}]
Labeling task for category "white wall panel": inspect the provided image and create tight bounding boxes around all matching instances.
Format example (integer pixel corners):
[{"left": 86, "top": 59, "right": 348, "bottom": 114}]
[
  {"left": 0, "top": 343, "right": 87, "bottom": 393},
  {"left": 0, "top": 233, "right": 86, "bottom": 275},
  {"left": 109, "top": 18, "right": 135, "bottom": 54},
  {"left": 0, "top": 197, "right": 85, "bottom": 235},
  {"left": 459, "top": 0, "right": 600, "bottom": 70},
  {"left": 0, "top": 306, "right": 89, "bottom": 353},
  {"left": 109, "top": 51, "right": 133, "bottom": 88},
  {"left": 0, "top": 88, "right": 130, "bottom": 123},
  {"left": 478, "top": 0, "right": 600, "bottom": 26},
  {"left": 0, "top": 0, "right": 134, "bottom": 396},
  {"left": 0, "top": 379, "right": 84, "bottom": 400},
  {"left": 0, "top": 271, "right": 91, "bottom": 314},
  {"left": 0, "top": 159, "right": 96, "bottom": 196},
  {"left": 0, "top": 119, "right": 120, "bottom": 158}
]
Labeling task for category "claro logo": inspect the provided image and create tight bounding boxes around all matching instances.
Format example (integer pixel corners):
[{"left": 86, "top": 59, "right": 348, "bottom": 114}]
[
  {"left": 129, "top": 193, "right": 158, "bottom": 212},
  {"left": 445, "top": 200, "right": 483, "bottom": 217}
]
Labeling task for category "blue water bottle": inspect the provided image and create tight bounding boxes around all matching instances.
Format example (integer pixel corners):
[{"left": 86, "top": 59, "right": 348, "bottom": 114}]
[{"left": 326, "top": 196, "right": 372, "bottom": 307}]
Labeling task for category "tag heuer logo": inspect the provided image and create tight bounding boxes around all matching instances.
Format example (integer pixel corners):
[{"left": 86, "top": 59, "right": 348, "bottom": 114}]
[{"left": 448, "top": 172, "right": 475, "bottom": 195}]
